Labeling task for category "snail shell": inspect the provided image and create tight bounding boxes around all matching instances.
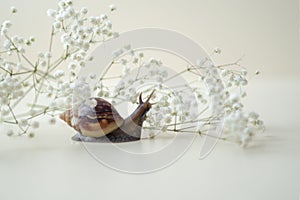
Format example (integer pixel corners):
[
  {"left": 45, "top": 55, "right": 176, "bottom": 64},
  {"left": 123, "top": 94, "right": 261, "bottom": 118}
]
[{"left": 76, "top": 98, "right": 124, "bottom": 138}]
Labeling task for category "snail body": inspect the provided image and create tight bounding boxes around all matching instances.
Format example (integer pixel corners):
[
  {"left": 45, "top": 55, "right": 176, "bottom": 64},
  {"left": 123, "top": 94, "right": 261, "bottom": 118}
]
[{"left": 60, "top": 91, "right": 154, "bottom": 143}]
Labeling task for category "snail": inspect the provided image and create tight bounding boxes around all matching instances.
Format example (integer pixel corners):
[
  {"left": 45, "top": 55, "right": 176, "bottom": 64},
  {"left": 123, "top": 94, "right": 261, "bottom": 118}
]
[{"left": 59, "top": 90, "right": 155, "bottom": 143}]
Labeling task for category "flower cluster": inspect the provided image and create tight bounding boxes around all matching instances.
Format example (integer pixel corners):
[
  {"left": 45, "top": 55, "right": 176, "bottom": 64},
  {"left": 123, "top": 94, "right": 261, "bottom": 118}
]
[
  {"left": 0, "top": 1, "right": 264, "bottom": 148},
  {"left": 92, "top": 44, "right": 264, "bottom": 147},
  {"left": 0, "top": 0, "right": 117, "bottom": 137},
  {"left": 196, "top": 56, "right": 265, "bottom": 147}
]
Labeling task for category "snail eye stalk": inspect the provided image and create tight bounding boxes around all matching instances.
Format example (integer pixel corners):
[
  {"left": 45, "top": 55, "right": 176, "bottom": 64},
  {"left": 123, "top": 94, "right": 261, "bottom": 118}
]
[{"left": 139, "top": 93, "right": 143, "bottom": 104}]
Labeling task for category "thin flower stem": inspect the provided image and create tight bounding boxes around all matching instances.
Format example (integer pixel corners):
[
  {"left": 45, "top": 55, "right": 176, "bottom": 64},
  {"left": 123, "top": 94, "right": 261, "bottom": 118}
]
[
  {"left": 20, "top": 72, "right": 35, "bottom": 85},
  {"left": 196, "top": 106, "right": 209, "bottom": 118},
  {"left": 49, "top": 26, "right": 54, "bottom": 52},
  {"left": 3, "top": 120, "right": 17, "bottom": 124},
  {"left": 174, "top": 113, "right": 177, "bottom": 131},
  {"left": 11, "top": 78, "right": 36, "bottom": 108},
  {"left": 169, "top": 79, "right": 199, "bottom": 89},
  {"left": 162, "top": 69, "right": 187, "bottom": 83},
  {"left": 135, "top": 60, "right": 143, "bottom": 80},
  {"left": 99, "top": 61, "right": 114, "bottom": 80},
  {"left": 216, "top": 56, "right": 244, "bottom": 68},
  {"left": 0, "top": 66, "right": 12, "bottom": 75},
  {"left": 0, "top": 48, "right": 17, "bottom": 54},
  {"left": 12, "top": 71, "right": 32, "bottom": 75},
  {"left": 100, "top": 75, "right": 122, "bottom": 80},
  {"left": 143, "top": 127, "right": 225, "bottom": 140},
  {"left": 4, "top": 34, "right": 35, "bottom": 68},
  {"left": 8, "top": 104, "right": 18, "bottom": 124},
  {"left": 176, "top": 125, "right": 198, "bottom": 131},
  {"left": 26, "top": 108, "right": 49, "bottom": 120},
  {"left": 164, "top": 116, "right": 218, "bottom": 127},
  {"left": 7, "top": 104, "right": 26, "bottom": 133}
]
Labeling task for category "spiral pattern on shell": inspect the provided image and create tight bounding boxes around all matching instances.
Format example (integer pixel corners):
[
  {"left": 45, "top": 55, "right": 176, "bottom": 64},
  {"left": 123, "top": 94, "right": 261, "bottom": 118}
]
[{"left": 59, "top": 109, "right": 80, "bottom": 132}]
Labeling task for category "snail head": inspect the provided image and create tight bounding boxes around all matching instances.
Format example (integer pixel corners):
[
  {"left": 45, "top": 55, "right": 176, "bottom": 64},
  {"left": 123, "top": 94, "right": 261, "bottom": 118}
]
[{"left": 138, "top": 89, "right": 156, "bottom": 111}]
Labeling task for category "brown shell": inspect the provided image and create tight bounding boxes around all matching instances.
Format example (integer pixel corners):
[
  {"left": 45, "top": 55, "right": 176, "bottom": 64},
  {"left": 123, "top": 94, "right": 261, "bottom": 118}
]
[
  {"left": 59, "top": 109, "right": 80, "bottom": 132},
  {"left": 60, "top": 98, "right": 124, "bottom": 138}
]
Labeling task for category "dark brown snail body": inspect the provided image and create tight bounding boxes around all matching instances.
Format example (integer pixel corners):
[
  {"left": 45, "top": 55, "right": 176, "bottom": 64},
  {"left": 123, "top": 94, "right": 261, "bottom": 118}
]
[{"left": 60, "top": 91, "right": 154, "bottom": 143}]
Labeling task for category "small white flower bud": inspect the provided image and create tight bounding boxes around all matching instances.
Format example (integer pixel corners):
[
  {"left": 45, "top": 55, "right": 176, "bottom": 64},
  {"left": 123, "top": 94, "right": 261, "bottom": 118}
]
[
  {"left": 10, "top": 6, "right": 17, "bottom": 14},
  {"left": 89, "top": 73, "right": 96, "bottom": 79},
  {"left": 53, "top": 69, "right": 65, "bottom": 78},
  {"left": 31, "top": 121, "right": 39, "bottom": 129},
  {"left": 7, "top": 130, "right": 14, "bottom": 137},
  {"left": 18, "top": 47, "right": 25, "bottom": 54},
  {"left": 109, "top": 4, "right": 116, "bottom": 12},
  {"left": 29, "top": 36, "right": 35, "bottom": 42},
  {"left": 39, "top": 60, "right": 47, "bottom": 67},
  {"left": 3, "top": 20, "right": 12, "bottom": 28},
  {"left": 213, "top": 47, "right": 222, "bottom": 54},
  {"left": 19, "top": 119, "right": 28, "bottom": 127},
  {"left": 123, "top": 44, "right": 131, "bottom": 50},
  {"left": 47, "top": 9, "right": 57, "bottom": 18},
  {"left": 80, "top": 7, "right": 88, "bottom": 15},
  {"left": 54, "top": 21, "right": 62, "bottom": 29},
  {"left": 45, "top": 51, "right": 52, "bottom": 58},
  {"left": 28, "top": 132, "right": 35, "bottom": 138},
  {"left": 49, "top": 118, "right": 56, "bottom": 125}
]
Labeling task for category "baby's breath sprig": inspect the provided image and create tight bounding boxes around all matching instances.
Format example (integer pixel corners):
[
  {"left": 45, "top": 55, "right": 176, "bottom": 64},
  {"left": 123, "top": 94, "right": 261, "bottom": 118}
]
[
  {"left": 93, "top": 46, "right": 264, "bottom": 147},
  {"left": 0, "top": 1, "right": 264, "bottom": 147},
  {"left": 0, "top": 0, "right": 118, "bottom": 137}
]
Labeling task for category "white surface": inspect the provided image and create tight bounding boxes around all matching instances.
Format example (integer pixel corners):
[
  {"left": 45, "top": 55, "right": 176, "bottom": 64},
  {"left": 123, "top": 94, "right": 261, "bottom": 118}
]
[{"left": 0, "top": 79, "right": 300, "bottom": 200}]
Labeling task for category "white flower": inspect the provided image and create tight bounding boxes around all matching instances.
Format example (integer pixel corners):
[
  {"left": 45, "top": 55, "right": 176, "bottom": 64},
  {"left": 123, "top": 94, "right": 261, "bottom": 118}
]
[
  {"left": 54, "top": 21, "right": 62, "bottom": 29},
  {"left": 39, "top": 60, "right": 47, "bottom": 67},
  {"left": 10, "top": 6, "right": 17, "bottom": 14},
  {"left": 79, "top": 61, "right": 86, "bottom": 67},
  {"left": 28, "top": 132, "right": 35, "bottom": 138},
  {"left": 80, "top": 7, "right": 88, "bottom": 15},
  {"left": 100, "top": 14, "right": 107, "bottom": 20},
  {"left": 85, "top": 98, "right": 97, "bottom": 108},
  {"left": 53, "top": 69, "right": 65, "bottom": 78},
  {"left": 1, "top": 28, "right": 8, "bottom": 35},
  {"left": 105, "top": 21, "right": 112, "bottom": 29},
  {"left": 148, "top": 131, "right": 155, "bottom": 139},
  {"left": 47, "top": 9, "right": 57, "bottom": 18},
  {"left": 19, "top": 119, "right": 28, "bottom": 127},
  {"left": 73, "top": 78, "right": 92, "bottom": 107},
  {"left": 112, "top": 48, "right": 123, "bottom": 58},
  {"left": 82, "top": 42, "right": 90, "bottom": 51},
  {"left": 1, "top": 107, "right": 9, "bottom": 116},
  {"left": 37, "top": 52, "right": 44, "bottom": 58},
  {"left": 248, "top": 112, "right": 259, "bottom": 120},
  {"left": 88, "top": 73, "right": 96, "bottom": 80},
  {"left": 213, "top": 47, "right": 222, "bottom": 54},
  {"left": 123, "top": 44, "right": 131, "bottom": 50},
  {"left": 29, "top": 36, "right": 35, "bottom": 42},
  {"left": 3, "top": 40, "right": 11, "bottom": 49},
  {"left": 18, "top": 47, "right": 25, "bottom": 54},
  {"left": 138, "top": 52, "right": 144, "bottom": 58},
  {"left": 1, "top": 97, "right": 9, "bottom": 105},
  {"left": 31, "top": 121, "right": 40, "bottom": 129},
  {"left": 68, "top": 62, "right": 77, "bottom": 70},
  {"left": 112, "top": 32, "right": 119, "bottom": 38},
  {"left": 49, "top": 118, "right": 56, "bottom": 125},
  {"left": 3, "top": 20, "right": 12, "bottom": 28},
  {"left": 109, "top": 4, "right": 116, "bottom": 12},
  {"left": 6, "top": 130, "right": 14, "bottom": 137}
]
